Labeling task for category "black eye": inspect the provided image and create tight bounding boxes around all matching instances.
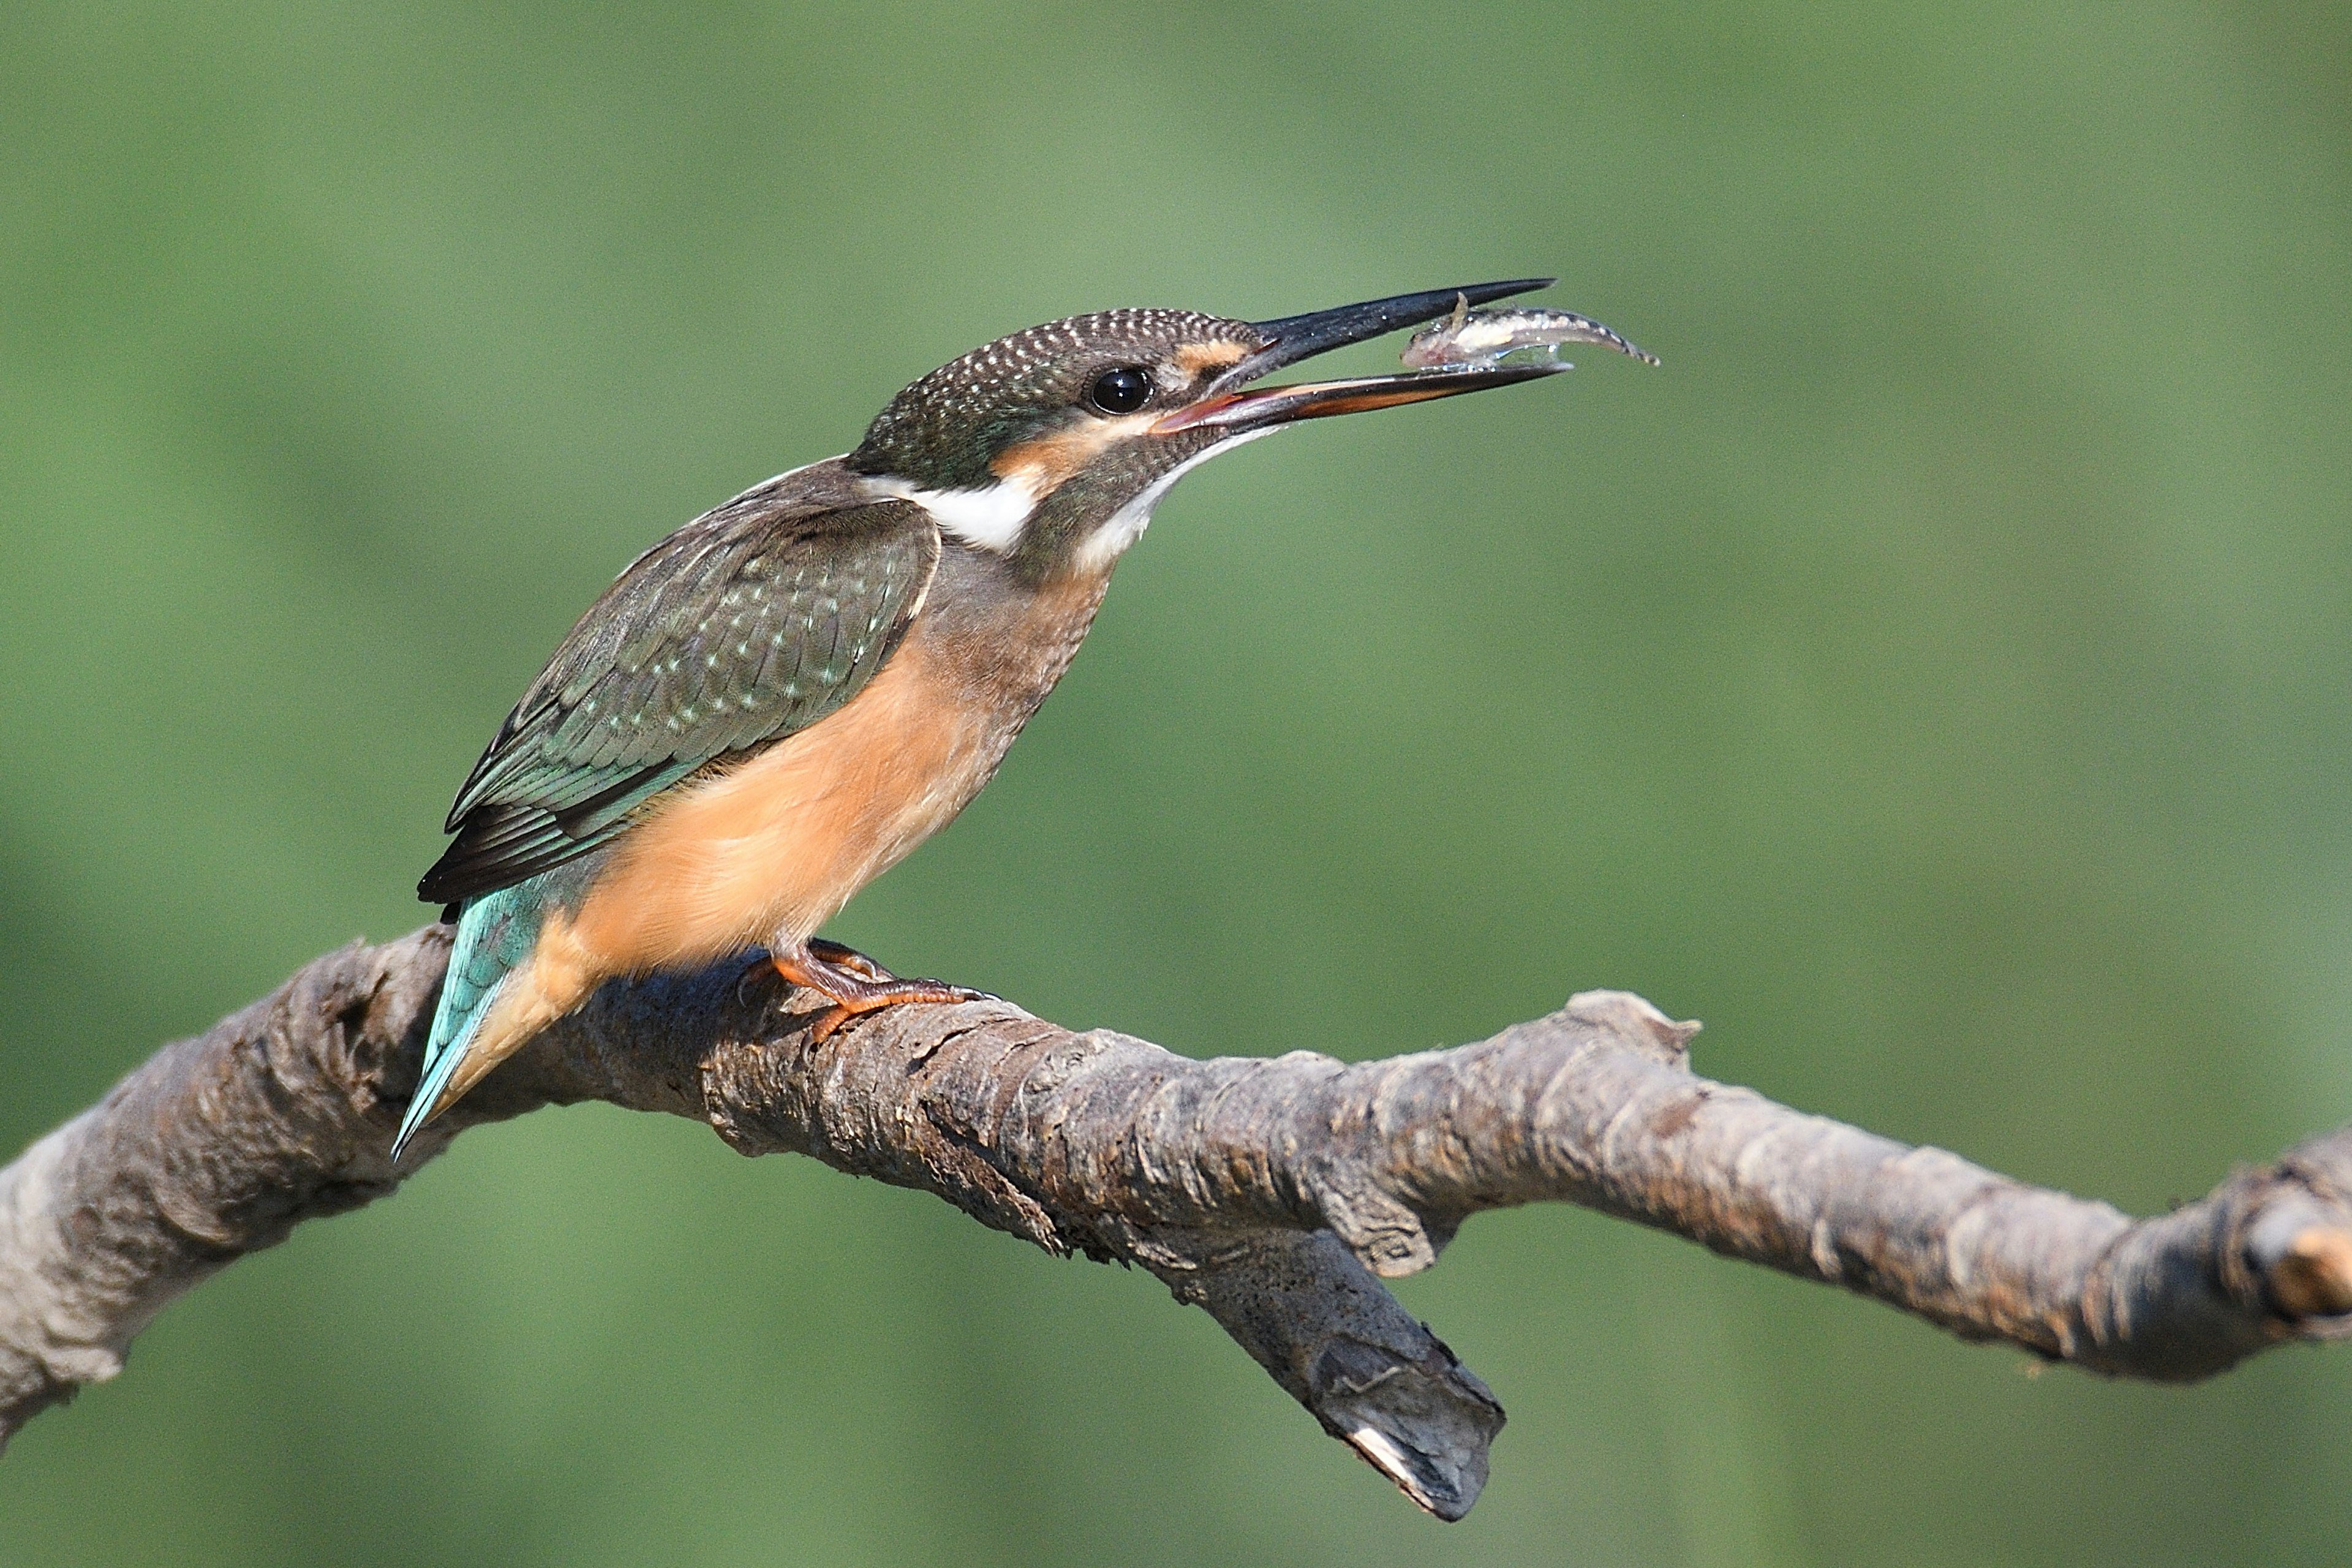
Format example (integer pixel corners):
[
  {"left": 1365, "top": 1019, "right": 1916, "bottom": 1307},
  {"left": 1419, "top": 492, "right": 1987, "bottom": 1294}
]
[{"left": 1087, "top": 365, "right": 1153, "bottom": 415}]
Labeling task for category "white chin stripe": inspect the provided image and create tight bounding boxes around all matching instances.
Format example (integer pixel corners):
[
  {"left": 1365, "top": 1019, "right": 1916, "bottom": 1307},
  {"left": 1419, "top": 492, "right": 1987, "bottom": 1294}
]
[
  {"left": 863, "top": 472, "right": 1041, "bottom": 553},
  {"left": 1070, "top": 428, "right": 1277, "bottom": 575}
]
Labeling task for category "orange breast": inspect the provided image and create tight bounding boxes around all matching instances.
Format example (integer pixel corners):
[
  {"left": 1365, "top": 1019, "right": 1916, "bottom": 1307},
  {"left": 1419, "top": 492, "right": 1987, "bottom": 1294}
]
[
  {"left": 565, "top": 636, "right": 993, "bottom": 974},
  {"left": 454, "top": 566, "right": 1111, "bottom": 1084}
]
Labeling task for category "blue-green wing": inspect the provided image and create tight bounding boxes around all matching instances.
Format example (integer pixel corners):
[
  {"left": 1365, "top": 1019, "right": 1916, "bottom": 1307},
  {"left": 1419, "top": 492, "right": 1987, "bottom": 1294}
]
[{"left": 418, "top": 482, "right": 938, "bottom": 906}]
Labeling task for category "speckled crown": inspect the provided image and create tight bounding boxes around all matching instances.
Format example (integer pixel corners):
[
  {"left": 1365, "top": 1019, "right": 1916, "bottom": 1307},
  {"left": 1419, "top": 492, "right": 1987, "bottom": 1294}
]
[{"left": 849, "top": 309, "right": 1261, "bottom": 489}]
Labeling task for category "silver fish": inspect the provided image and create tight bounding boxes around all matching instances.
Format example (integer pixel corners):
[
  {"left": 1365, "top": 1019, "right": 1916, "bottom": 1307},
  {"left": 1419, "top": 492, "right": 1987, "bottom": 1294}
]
[{"left": 1401, "top": 293, "right": 1659, "bottom": 370}]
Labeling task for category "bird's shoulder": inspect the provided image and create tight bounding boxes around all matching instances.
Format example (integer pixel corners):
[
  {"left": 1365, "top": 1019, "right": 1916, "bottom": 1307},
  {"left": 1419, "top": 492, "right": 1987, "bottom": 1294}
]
[
  {"left": 501, "top": 458, "right": 933, "bottom": 741},
  {"left": 418, "top": 459, "right": 940, "bottom": 904}
]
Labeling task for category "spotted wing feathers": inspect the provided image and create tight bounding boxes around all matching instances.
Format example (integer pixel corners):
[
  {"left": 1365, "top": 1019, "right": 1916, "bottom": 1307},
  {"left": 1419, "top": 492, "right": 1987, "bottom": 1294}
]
[{"left": 419, "top": 481, "right": 939, "bottom": 906}]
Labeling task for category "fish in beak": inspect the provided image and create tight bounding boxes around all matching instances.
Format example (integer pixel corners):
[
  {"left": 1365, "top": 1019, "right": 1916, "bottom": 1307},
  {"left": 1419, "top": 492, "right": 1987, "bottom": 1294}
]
[{"left": 1155, "top": 277, "right": 1582, "bottom": 434}]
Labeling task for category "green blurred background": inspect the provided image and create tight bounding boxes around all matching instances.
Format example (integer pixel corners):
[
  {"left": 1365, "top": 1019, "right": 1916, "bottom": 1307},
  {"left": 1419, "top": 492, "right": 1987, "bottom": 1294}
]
[{"left": 5, "top": 2, "right": 2350, "bottom": 1563}]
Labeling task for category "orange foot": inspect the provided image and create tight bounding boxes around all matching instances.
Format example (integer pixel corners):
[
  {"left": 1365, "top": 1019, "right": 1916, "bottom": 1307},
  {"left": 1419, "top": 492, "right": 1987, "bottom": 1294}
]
[{"left": 769, "top": 938, "right": 992, "bottom": 1042}]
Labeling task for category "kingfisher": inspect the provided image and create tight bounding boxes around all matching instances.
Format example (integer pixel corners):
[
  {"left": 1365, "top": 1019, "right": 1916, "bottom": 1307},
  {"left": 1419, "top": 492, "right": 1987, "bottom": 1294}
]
[{"left": 395, "top": 277, "right": 1587, "bottom": 1161}]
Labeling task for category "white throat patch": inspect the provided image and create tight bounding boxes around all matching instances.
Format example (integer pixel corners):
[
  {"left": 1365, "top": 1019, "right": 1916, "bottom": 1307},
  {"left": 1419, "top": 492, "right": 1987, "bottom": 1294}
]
[
  {"left": 862, "top": 470, "right": 1045, "bottom": 553},
  {"left": 1069, "top": 428, "right": 1278, "bottom": 575}
]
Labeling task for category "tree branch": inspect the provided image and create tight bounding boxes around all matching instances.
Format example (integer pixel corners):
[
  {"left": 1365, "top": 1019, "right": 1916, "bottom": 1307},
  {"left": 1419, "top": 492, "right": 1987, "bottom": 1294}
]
[{"left": 3, "top": 927, "right": 2347, "bottom": 1518}]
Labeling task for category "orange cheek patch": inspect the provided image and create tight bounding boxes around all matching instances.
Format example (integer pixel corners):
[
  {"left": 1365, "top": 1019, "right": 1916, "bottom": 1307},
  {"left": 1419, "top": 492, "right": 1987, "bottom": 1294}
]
[
  {"left": 1174, "top": 341, "right": 1251, "bottom": 375},
  {"left": 990, "top": 415, "right": 1152, "bottom": 491}
]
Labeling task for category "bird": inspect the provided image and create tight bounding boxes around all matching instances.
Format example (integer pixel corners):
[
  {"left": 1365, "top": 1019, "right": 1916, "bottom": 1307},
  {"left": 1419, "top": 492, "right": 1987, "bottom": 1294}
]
[{"left": 395, "top": 277, "right": 1577, "bottom": 1161}]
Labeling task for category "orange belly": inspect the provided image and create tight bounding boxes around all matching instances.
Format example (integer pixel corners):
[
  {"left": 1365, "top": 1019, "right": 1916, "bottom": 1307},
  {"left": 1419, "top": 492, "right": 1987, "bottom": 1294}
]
[
  {"left": 569, "top": 636, "right": 997, "bottom": 970},
  {"left": 451, "top": 570, "right": 1107, "bottom": 1092},
  {"left": 451, "top": 637, "right": 990, "bottom": 1084}
]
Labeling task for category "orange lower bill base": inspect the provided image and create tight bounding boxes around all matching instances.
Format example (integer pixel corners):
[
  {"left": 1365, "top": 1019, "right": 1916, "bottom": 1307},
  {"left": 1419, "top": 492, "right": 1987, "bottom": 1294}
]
[{"left": 1152, "top": 361, "right": 1570, "bottom": 434}]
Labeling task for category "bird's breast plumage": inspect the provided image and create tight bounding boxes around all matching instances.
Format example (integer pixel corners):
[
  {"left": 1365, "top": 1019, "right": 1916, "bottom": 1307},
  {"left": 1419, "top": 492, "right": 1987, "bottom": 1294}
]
[{"left": 557, "top": 543, "right": 1113, "bottom": 973}]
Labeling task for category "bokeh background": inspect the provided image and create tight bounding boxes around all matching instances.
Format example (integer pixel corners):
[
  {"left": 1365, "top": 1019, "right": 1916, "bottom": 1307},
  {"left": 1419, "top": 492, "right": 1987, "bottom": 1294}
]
[{"left": 5, "top": 4, "right": 2351, "bottom": 1564}]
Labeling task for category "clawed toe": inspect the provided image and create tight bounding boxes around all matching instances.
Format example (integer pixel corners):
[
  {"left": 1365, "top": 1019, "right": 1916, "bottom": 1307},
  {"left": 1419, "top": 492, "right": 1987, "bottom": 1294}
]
[
  {"left": 807, "top": 938, "right": 895, "bottom": 984},
  {"left": 766, "top": 938, "right": 992, "bottom": 1042}
]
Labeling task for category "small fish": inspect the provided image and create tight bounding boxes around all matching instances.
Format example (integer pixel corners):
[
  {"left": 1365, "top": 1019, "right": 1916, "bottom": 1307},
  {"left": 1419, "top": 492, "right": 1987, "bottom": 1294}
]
[{"left": 1401, "top": 293, "right": 1660, "bottom": 370}]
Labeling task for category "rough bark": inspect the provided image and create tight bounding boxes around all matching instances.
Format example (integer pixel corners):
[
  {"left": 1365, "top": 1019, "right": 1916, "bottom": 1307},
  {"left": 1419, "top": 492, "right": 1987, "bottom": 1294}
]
[{"left": 2, "top": 927, "right": 2347, "bottom": 1518}]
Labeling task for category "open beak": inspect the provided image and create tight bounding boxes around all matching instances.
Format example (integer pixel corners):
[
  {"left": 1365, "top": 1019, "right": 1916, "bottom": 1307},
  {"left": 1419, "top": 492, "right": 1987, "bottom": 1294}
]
[{"left": 1155, "top": 277, "right": 1562, "bottom": 434}]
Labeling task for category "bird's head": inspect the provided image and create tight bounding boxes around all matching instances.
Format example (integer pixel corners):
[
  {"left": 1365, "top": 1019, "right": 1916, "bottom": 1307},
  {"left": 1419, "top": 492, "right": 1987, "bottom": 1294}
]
[{"left": 847, "top": 279, "right": 1562, "bottom": 579}]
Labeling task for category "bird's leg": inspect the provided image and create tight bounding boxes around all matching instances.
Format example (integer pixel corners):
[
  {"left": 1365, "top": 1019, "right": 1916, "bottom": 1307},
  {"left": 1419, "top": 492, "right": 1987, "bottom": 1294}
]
[
  {"left": 766, "top": 937, "right": 992, "bottom": 1042},
  {"left": 806, "top": 938, "right": 894, "bottom": 983}
]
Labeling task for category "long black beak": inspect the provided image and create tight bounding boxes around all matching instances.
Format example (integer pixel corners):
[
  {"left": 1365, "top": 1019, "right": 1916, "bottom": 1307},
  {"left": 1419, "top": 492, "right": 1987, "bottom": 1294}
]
[{"left": 1155, "top": 277, "right": 1562, "bottom": 434}]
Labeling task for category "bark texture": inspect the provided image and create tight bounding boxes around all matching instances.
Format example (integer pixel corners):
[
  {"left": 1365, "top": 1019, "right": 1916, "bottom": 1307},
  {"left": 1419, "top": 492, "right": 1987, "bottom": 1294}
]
[{"left": 2, "top": 926, "right": 2348, "bottom": 1518}]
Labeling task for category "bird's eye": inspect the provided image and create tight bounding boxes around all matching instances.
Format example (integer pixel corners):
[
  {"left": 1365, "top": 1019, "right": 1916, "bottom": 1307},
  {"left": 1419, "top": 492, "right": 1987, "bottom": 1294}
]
[{"left": 1087, "top": 366, "right": 1153, "bottom": 415}]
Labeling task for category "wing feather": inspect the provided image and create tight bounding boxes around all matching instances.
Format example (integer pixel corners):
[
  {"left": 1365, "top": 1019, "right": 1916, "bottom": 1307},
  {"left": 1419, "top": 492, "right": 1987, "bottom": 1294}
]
[{"left": 420, "top": 473, "right": 939, "bottom": 907}]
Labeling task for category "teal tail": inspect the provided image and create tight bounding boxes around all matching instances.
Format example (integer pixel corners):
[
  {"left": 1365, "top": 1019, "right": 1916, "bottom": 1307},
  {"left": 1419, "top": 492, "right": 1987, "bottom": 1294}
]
[{"left": 393, "top": 881, "right": 548, "bottom": 1162}]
